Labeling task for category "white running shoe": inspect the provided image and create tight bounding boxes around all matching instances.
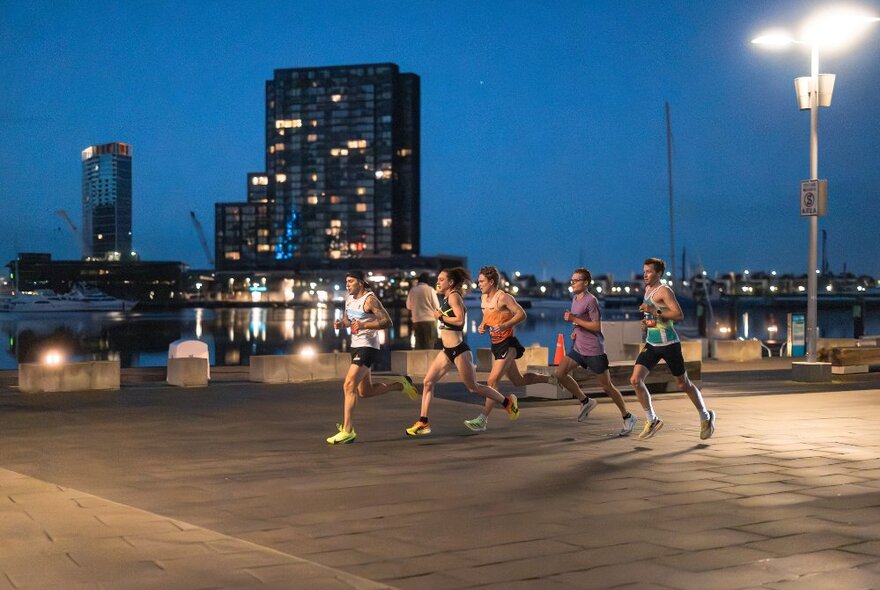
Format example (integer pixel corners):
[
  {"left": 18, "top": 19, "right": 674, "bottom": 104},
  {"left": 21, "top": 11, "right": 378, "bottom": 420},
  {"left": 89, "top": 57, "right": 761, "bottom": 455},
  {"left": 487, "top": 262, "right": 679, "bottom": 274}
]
[
  {"left": 619, "top": 413, "right": 636, "bottom": 436},
  {"left": 577, "top": 398, "right": 598, "bottom": 422},
  {"left": 464, "top": 415, "right": 488, "bottom": 432},
  {"left": 700, "top": 410, "right": 716, "bottom": 440}
]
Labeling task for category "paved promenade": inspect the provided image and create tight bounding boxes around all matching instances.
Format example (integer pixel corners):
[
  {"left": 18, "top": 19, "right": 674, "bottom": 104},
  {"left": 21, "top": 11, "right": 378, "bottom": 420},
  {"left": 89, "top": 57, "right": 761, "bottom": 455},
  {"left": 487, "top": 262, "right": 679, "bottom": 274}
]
[{"left": 1, "top": 361, "right": 879, "bottom": 589}]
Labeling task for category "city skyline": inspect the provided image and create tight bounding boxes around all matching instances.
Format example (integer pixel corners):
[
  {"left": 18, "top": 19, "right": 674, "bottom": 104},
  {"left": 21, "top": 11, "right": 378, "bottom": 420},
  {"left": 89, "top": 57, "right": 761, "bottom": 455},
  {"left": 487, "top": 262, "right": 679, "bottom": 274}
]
[{"left": 2, "top": 1, "right": 879, "bottom": 279}]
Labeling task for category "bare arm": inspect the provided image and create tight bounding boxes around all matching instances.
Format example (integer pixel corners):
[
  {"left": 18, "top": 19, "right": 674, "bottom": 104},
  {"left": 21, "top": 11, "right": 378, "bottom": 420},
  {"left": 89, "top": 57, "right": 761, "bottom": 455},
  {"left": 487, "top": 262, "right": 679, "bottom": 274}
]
[
  {"left": 496, "top": 292, "right": 526, "bottom": 331},
  {"left": 649, "top": 286, "right": 684, "bottom": 322},
  {"left": 359, "top": 294, "right": 393, "bottom": 330}
]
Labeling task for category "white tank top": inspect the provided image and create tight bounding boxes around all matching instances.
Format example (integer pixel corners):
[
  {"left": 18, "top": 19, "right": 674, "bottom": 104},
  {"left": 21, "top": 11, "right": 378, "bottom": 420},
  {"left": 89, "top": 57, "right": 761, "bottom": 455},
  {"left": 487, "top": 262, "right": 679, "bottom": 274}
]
[{"left": 346, "top": 292, "right": 380, "bottom": 349}]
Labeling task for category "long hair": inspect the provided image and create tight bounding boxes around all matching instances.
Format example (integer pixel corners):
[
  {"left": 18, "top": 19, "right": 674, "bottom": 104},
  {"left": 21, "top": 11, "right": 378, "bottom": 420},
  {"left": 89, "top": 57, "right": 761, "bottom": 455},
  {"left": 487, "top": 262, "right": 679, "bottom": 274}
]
[{"left": 442, "top": 267, "right": 471, "bottom": 293}]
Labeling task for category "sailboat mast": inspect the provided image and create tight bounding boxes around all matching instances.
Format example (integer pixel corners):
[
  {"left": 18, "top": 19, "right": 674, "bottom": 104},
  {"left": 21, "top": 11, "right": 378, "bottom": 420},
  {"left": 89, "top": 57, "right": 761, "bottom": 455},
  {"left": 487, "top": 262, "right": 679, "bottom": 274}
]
[{"left": 665, "top": 102, "right": 676, "bottom": 283}]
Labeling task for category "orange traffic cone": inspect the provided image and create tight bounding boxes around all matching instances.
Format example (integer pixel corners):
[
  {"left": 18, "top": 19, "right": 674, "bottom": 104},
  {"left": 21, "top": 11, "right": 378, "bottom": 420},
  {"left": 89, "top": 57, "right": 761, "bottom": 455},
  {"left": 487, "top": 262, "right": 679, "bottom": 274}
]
[{"left": 553, "top": 333, "right": 566, "bottom": 365}]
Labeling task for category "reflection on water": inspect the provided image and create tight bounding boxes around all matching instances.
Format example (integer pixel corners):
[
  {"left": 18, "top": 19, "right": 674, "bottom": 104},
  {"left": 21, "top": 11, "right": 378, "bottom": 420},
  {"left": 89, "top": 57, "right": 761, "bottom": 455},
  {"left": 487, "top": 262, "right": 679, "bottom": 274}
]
[{"left": 1, "top": 299, "right": 875, "bottom": 370}]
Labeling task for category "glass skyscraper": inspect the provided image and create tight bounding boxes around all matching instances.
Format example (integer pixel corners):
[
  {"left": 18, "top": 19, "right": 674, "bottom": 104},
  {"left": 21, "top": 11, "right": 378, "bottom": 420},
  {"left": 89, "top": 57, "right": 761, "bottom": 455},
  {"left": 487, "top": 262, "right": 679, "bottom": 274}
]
[
  {"left": 217, "top": 63, "right": 420, "bottom": 270},
  {"left": 81, "top": 142, "right": 132, "bottom": 260}
]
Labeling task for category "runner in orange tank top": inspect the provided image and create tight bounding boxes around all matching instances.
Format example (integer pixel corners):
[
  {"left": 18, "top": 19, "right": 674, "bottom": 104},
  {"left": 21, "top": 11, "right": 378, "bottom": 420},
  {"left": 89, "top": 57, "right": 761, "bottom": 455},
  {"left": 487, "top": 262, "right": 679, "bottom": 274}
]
[{"left": 462, "top": 266, "right": 550, "bottom": 432}]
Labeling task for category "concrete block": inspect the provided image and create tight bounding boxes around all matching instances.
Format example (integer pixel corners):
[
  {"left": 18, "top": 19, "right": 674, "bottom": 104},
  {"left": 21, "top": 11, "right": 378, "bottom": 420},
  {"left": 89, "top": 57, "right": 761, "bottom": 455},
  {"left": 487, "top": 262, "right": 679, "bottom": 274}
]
[
  {"left": 817, "top": 338, "right": 860, "bottom": 350},
  {"left": 335, "top": 352, "right": 353, "bottom": 379},
  {"left": 792, "top": 361, "right": 832, "bottom": 382},
  {"left": 286, "top": 355, "right": 313, "bottom": 383},
  {"left": 525, "top": 381, "right": 571, "bottom": 400},
  {"left": 476, "top": 348, "right": 494, "bottom": 372},
  {"left": 711, "top": 339, "right": 762, "bottom": 361},
  {"left": 168, "top": 339, "right": 210, "bottom": 379},
  {"left": 680, "top": 339, "right": 704, "bottom": 362},
  {"left": 832, "top": 365, "right": 869, "bottom": 375},
  {"left": 311, "top": 353, "right": 339, "bottom": 380},
  {"left": 391, "top": 350, "right": 435, "bottom": 377},
  {"left": 516, "top": 346, "right": 549, "bottom": 372},
  {"left": 249, "top": 355, "right": 289, "bottom": 383},
  {"left": 603, "top": 321, "right": 643, "bottom": 361},
  {"left": 167, "top": 357, "right": 209, "bottom": 387},
  {"left": 18, "top": 361, "right": 120, "bottom": 394}
]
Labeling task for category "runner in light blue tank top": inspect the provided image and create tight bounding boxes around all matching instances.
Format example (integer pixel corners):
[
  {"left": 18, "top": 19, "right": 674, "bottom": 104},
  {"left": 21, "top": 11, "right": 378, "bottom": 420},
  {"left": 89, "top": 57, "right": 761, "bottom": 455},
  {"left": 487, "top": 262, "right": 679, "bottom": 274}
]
[{"left": 630, "top": 258, "right": 716, "bottom": 441}]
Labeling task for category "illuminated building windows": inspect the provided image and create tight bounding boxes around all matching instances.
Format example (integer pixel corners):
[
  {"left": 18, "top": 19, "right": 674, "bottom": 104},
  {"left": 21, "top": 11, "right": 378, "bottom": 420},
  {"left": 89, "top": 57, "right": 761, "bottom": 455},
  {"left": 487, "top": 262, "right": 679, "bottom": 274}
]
[
  {"left": 307, "top": 196, "right": 318, "bottom": 205},
  {"left": 331, "top": 94, "right": 342, "bottom": 102},
  {"left": 275, "top": 119, "right": 302, "bottom": 128},
  {"left": 307, "top": 134, "right": 317, "bottom": 142},
  {"left": 275, "top": 173, "right": 287, "bottom": 183},
  {"left": 356, "top": 187, "right": 367, "bottom": 195},
  {"left": 356, "top": 203, "right": 367, "bottom": 212}
]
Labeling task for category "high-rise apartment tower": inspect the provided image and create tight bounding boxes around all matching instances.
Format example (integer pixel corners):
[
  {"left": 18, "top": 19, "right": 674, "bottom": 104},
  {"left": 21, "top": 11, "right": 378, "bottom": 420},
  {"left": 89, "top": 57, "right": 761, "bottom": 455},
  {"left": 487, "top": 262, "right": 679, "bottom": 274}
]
[{"left": 81, "top": 142, "right": 132, "bottom": 260}]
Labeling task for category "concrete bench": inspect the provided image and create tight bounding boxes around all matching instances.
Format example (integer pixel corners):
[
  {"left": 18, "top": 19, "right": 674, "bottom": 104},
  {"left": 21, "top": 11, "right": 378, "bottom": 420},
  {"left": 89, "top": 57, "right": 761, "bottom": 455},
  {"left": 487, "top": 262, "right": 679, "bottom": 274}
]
[
  {"left": 524, "top": 359, "right": 702, "bottom": 399},
  {"left": 818, "top": 346, "right": 880, "bottom": 375},
  {"left": 19, "top": 360, "right": 120, "bottom": 394},
  {"left": 710, "top": 339, "right": 762, "bottom": 361},
  {"left": 249, "top": 352, "right": 352, "bottom": 383}
]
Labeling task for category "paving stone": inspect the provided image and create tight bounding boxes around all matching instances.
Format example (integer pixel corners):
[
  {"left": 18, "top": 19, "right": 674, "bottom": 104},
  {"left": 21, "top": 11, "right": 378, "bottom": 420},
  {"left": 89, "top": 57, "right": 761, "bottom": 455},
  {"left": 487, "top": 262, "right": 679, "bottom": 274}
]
[{"left": 744, "top": 532, "right": 864, "bottom": 556}]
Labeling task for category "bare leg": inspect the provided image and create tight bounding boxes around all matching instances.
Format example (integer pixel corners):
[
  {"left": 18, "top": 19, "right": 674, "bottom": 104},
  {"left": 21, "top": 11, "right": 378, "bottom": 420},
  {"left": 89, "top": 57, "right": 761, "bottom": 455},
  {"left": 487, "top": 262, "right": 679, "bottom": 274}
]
[
  {"left": 420, "top": 351, "right": 453, "bottom": 419},
  {"left": 596, "top": 370, "right": 630, "bottom": 417},
  {"left": 675, "top": 371, "right": 708, "bottom": 414},
  {"left": 342, "top": 364, "right": 371, "bottom": 432},
  {"left": 456, "top": 352, "right": 505, "bottom": 404},
  {"left": 629, "top": 364, "right": 656, "bottom": 419},
  {"left": 357, "top": 375, "right": 403, "bottom": 398},
  {"left": 554, "top": 356, "right": 587, "bottom": 401},
  {"left": 483, "top": 354, "right": 518, "bottom": 416}
]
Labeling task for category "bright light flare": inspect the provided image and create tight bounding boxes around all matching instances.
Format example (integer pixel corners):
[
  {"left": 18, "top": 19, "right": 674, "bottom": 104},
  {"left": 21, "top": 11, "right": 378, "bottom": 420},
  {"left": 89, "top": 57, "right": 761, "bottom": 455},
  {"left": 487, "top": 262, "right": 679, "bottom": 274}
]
[
  {"left": 300, "top": 345, "right": 317, "bottom": 357},
  {"left": 802, "top": 9, "right": 880, "bottom": 49},
  {"left": 44, "top": 351, "right": 63, "bottom": 365},
  {"left": 752, "top": 28, "right": 796, "bottom": 48}
]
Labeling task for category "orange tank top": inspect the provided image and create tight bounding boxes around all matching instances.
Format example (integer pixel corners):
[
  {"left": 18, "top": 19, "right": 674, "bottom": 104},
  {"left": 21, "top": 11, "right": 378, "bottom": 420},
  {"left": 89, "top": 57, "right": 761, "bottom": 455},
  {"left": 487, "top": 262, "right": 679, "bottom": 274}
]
[{"left": 481, "top": 291, "right": 514, "bottom": 344}]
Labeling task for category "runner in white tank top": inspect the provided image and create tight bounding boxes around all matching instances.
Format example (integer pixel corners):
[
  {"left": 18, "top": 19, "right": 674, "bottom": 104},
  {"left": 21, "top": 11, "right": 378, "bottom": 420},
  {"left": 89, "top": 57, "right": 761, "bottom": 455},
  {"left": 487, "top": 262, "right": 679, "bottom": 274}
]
[
  {"left": 325, "top": 270, "right": 420, "bottom": 445},
  {"left": 629, "top": 258, "right": 715, "bottom": 441}
]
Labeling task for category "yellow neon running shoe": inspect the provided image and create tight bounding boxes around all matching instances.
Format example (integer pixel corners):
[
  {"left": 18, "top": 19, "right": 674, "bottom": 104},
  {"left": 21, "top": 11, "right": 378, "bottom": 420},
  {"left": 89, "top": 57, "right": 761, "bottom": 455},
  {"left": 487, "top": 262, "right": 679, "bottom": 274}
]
[
  {"left": 505, "top": 394, "right": 520, "bottom": 421},
  {"left": 326, "top": 428, "right": 357, "bottom": 445},
  {"left": 398, "top": 375, "right": 419, "bottom": 400},
  {"left": 638, "top": 418, "right": 664, "bottom": 440},
  {"left": 405, "top": 420, "right": 431, "bottom": 436}
]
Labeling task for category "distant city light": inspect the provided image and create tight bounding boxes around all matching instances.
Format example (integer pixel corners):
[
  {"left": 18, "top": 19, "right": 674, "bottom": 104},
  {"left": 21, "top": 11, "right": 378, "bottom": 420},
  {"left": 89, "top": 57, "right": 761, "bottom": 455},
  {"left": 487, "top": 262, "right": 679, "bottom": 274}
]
[
  {"left": 539, "top": 285, "right": 546, "bottom": 294},
  {"left": 300, "top": 346, "right": 316, "bottom": 357}
]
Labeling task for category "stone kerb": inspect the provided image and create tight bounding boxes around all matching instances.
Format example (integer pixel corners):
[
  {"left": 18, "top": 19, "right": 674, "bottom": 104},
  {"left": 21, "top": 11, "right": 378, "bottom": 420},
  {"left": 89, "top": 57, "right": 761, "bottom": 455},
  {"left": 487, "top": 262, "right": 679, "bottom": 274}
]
[
  {"left": 166, "top": 357, "right": 209, "bottom": 387},
  {"left": 710, "top": 339, "right": 762, "bottom": 361},
  {"left": 19, "top": 360, "right": 121, "bottom": 394}
]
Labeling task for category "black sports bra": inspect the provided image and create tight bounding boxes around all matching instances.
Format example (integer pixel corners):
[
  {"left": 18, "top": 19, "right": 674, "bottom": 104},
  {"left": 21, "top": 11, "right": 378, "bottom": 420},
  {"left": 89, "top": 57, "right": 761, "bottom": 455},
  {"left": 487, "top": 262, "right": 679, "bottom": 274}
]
[{"left": 438, "top": 296, "right": 464, "bottom": 331}]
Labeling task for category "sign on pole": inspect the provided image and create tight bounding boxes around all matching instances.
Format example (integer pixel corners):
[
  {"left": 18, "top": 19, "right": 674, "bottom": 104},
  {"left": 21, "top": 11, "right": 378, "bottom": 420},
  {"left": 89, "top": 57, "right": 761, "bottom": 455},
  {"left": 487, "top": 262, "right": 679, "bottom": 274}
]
[{"left": 800, "top": 179, "right": 828, "bottom": 216}]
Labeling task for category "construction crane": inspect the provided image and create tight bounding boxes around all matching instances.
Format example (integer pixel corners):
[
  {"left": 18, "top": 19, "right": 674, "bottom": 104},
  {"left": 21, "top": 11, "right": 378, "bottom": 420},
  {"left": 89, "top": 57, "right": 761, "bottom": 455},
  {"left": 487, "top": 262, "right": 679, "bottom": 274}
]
[
  {"left": 189, "top": 211, "right": 213, "bottom": 267},
  {"left": 55, "top": 209, "right": 88, "bottom": 259}
]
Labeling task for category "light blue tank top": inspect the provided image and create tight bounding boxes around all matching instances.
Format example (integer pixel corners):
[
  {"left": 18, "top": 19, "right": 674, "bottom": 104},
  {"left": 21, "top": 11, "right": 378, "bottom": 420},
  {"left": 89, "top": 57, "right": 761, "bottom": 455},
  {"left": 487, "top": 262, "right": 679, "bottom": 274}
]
[{"left": 644, "top": 286, "right": 679, "bottom": 346}]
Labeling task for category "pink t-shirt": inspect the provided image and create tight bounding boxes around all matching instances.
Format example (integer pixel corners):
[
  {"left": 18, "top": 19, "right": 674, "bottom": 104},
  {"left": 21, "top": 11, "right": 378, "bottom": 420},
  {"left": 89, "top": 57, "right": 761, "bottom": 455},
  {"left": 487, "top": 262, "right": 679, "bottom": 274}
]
[{"left": 571, "top": 292, "right": 605, "bottom": 356}]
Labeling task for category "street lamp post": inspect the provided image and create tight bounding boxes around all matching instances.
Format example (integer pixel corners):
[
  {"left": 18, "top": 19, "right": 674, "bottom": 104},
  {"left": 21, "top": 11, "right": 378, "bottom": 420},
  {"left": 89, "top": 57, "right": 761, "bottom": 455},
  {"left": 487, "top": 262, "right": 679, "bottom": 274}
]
[{"left": 752, "top": 10, "right": 879, "bottom": 378}]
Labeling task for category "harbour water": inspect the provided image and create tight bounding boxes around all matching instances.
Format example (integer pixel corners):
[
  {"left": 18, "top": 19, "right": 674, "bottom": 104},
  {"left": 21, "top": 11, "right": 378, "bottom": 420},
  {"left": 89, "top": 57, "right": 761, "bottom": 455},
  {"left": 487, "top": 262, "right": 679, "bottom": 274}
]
[{"left": 1, "top": 298, "right": 877, "bottom": 370}]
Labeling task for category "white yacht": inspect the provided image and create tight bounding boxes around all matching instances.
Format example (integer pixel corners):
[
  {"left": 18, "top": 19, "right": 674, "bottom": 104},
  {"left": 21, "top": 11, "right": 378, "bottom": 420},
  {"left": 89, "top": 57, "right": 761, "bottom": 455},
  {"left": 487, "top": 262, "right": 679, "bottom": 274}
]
[{"left": 0, "top": 284, "right": 137, "bottom": 312}]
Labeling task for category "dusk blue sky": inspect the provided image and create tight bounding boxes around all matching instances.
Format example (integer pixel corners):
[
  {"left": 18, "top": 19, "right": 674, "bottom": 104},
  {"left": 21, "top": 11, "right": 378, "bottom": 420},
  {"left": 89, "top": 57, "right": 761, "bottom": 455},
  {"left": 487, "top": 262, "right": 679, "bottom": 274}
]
[{"left": 2, "top": 1, "right": 879, "bottom": 280}]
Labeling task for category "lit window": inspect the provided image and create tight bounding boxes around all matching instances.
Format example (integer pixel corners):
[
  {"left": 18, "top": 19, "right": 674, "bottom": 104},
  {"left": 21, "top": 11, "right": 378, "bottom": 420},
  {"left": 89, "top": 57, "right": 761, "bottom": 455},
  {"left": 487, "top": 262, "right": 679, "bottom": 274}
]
[
  {"left": 398, "top": 149, "right": 412, "bottom": 157},
  {"left": 340, "top": 148, "right": 348, "bottom": 156},
  {"left": 276, "top": 173, "right": 287, "bottom": 183},
  {"left": 331, "top": 94, "right": 342, "bottom": 102},
  {"left": 331, "top": 148, "right": 340, "bottom": 156},
  {"left": 225, "top": 252, "right": 241, "bottom": 260},
  {"left": 358, "top": 140, "right": 367, "bottom": 148},
  {"left": 308, "top": 196, "right": 318, "bottom": 205},
  {"left": 311, "top": 173, "right": 318, "bottom": 182},
  {"left": 269, "top": 146, "right": 275, "bottom": 154},
  {"left": 357, "top": 187, "right": 367, "bottom": 196},
  {"left": 356, "top": 203, "right": 367, "bottom": 212},
  {"left": 257, "top": 245, "right": 271, "bottom": 252},
  {"left": 311, "top": 120, "right": 318, "bottom": 127},
  {"left": 401, "top": 243, "right": 412, "bottom": 251},
  {"left": 307, "top": 134, "right": 317, "bottom": 142},
  {"left": 274, "top": 143, "right": 284, "bottom": 151},
  {"left": 275, "top": 119, "right": 302, "bottom": 129},
  {"left": 330, "top": 196, "right": 341, "bottom": 204},
  {"left": 330, "top": 220, "right": 341, "bottom": 228},
  {"left": 381, "top": 218, "right": 392, "bottom": 227},
  {"left": 97, "top": 233, "right": 103, "bottom": 240}
]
